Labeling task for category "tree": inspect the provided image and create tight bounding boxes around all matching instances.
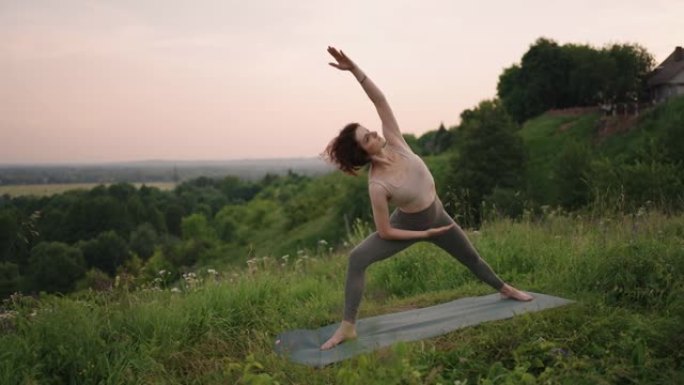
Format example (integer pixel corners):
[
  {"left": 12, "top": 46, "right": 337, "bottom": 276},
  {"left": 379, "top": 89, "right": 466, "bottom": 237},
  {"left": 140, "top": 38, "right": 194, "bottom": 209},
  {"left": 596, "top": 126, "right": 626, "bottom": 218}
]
[
  {"left": 0, "top": 261, "right": 20, "bottom": 298},
  {"left": 498, "top": 38, "right": 655, "bottom": 122},
  {"left": 432, "top": 123, "right": 453, "bottom": 154},
  {"left": 162, "top": 213, "right": 220, "bottom": 268},
  {"left": 63, "top": 195, "right": 131, "bottom": 242},
  {"left": 445, "top": 100, "right": 526, "bottom": 227},
  {"left": 219, "top": 176, "right": 260, "bottom": 203},
  {"left": 78, "top": 231, "right": 131, "bottom": 276},
  {"left": 164, "top": 204, "right": 185, "bottom": 237},
  {"left": 129, "top": 223, "right": 158, "bottom": 260},
  {"left": 107, "top": 183, "right": 137, "bottom": 202},
  {"left": 214, "top": 205, "right": 250, "bottom": 244},
  {"left": 181, "top": 213, "right": 217, "bottom": 242},
  {"left": 0, "top": 210, "right": 19, "bottom": 263},
  {"left": 604, "top": 43, "right": 654, "bottom": 103},
  {"left": 564, "top": 43, "right": 613, "bottom": 106},
  {"left": 27, "top": 242, "right": 86, "bottom": 293},
  {"left": 503, "top": 37, "right": 569, "bottom": 122},
  {"left": 497, "top": 65, "right": 528, "bottom": 124}
]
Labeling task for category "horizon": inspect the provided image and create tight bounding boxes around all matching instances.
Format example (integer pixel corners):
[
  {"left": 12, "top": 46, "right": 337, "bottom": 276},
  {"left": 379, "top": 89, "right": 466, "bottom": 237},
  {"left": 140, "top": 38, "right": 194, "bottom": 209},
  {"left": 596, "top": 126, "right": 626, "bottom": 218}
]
[
  {"left": 2, "top": 0, "right": 682, "bottom": 164},
  {"left": 0, "top": 155, "right": 330, "bottom": 167}
]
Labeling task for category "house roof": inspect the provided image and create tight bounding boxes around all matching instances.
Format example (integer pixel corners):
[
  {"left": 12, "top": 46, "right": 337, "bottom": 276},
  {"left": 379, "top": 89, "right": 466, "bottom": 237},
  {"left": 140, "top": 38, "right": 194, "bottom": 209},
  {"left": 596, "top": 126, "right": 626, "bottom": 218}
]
[{"left": 648, "top": 46, "right": 684, "bottom": 86}]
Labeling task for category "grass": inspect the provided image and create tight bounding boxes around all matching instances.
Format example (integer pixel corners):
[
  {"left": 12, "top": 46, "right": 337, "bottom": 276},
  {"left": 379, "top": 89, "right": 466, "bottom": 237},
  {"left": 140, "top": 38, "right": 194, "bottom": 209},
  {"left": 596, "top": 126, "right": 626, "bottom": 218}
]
[
  {"left": 0, "top": 182, "right": 176, "bottom": 197},
  {"left": 1, "top": 211, "right": 683, "bottom": 384},
  {"left": 518, "top": 113, "right": 599, "bottom": 204}
]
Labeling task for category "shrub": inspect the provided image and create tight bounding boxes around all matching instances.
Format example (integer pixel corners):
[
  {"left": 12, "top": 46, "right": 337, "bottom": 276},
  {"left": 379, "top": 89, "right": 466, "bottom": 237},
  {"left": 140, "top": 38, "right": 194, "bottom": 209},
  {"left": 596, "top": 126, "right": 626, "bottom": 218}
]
[{"left": 27, "top": 242, "right": 86, "bottom": 294}]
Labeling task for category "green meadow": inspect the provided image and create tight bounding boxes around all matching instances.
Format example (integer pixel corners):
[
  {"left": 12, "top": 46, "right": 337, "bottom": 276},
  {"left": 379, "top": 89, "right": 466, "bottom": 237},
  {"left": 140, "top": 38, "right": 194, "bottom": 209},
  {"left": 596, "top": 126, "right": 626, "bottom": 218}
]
[{"left": 2, "top": 210, "right": 683, "bottom": 384}]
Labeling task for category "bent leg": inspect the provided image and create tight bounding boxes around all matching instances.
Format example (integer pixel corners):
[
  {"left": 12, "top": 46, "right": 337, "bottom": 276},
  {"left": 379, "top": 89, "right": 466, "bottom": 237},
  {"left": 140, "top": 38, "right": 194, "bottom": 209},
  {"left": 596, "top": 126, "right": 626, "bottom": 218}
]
[
  {"left": 429, "top": 213, "right": 504, "bottom": 290},
  {"left": 343, "top": 233, "right": 415, "bottom": 322}
]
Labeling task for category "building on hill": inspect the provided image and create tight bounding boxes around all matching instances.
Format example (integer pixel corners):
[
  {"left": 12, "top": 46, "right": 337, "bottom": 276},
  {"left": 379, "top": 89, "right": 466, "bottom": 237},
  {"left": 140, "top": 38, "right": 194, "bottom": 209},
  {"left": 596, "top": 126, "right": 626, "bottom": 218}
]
[{"left": 648, "top": 46, "right": 684, "bottom": 103}]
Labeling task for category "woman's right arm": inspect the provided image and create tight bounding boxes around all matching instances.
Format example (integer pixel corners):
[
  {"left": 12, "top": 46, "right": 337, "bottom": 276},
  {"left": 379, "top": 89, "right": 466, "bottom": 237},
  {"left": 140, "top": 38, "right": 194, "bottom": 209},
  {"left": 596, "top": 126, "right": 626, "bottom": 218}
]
[
  {"left": 369, "top": 184, "right": 453, "bottom": 240},
  {"left": 327, "top": 47, "right": 409, "bottom": 150}
]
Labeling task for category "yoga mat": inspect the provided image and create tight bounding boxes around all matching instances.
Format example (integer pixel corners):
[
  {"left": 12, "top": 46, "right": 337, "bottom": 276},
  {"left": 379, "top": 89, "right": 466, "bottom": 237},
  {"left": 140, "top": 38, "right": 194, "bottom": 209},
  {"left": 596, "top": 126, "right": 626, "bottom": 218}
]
[{"left": 274, "top": 292, "right": 574, "bottom": 367}]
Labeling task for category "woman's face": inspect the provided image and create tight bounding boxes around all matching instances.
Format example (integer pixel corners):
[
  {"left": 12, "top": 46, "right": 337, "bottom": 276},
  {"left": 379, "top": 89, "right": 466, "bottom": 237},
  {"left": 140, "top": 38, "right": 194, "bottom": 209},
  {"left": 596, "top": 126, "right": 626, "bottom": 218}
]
[{"left": 354, "top": 125, "right": 385, "bottom": 155}]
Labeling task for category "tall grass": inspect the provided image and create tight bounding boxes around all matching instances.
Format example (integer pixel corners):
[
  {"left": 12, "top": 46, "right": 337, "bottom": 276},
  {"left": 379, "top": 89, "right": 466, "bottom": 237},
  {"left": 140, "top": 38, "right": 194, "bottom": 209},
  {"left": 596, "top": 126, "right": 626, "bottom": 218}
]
[{"left": 1, "top": 211, "right": 683, "bottom": 384}]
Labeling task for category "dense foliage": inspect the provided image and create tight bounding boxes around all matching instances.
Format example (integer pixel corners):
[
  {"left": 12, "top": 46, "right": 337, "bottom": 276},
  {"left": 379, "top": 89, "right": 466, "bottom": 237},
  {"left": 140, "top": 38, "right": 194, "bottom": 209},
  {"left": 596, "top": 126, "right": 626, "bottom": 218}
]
[
  {"left": 497, "top": 38, "right": 654, "bottom": 123},
  {"left": 445, "top": 100, "right": 527, "bottom": 227}
]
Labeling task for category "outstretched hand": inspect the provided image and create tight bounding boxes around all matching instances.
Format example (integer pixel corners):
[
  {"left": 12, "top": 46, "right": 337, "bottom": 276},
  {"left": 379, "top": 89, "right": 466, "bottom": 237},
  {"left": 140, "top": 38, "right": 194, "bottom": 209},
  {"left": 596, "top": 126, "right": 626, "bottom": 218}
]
[
  {"left": 425, "top": 224, "right": 455, "bottom": 237},
  {"left": 327, "top": 46, "right": 356, "bottom": 71}
]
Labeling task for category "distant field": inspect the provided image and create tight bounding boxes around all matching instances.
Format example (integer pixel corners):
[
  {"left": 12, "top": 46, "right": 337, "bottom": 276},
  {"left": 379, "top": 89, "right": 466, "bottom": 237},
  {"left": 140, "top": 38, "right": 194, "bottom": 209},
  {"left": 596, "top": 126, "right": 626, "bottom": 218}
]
[{"left": 0, "top": 182, "right": 176, "bottom": 197}]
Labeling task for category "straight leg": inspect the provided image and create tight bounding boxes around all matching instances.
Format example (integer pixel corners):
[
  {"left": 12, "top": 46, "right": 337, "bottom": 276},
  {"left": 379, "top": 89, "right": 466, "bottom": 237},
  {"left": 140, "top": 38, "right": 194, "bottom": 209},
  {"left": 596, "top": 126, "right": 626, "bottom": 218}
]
[{"left": 428, "top": 211, "right": 505, "bottom": 290}]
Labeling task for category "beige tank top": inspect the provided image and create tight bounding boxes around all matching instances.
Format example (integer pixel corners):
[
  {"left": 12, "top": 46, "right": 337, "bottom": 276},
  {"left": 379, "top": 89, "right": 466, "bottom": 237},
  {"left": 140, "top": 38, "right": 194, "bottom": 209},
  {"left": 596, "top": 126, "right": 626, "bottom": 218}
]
[{"left": 369, "top": 143, "right": 436, "bottom": 212}]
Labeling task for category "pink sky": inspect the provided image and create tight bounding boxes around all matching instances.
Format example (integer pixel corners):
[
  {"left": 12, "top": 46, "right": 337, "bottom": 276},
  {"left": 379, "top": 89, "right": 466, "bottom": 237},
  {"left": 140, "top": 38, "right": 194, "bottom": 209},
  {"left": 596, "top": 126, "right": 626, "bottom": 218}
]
[{"left": 1, "top": 0, "right": 681, "bottom": 164}]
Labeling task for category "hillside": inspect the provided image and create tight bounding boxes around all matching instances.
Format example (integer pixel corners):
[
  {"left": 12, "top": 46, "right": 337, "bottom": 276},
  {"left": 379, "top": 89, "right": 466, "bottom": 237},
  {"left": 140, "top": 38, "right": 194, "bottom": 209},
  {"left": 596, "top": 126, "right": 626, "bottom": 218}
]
[
  {"left": 518, "top": 96, "right": 684, "bottom": 207},
  {"left": 2, "top": 212, "right": 682, "bottom": 384},
  {"left": 518, "top": 111, "right": 599, "bottom": 204}
]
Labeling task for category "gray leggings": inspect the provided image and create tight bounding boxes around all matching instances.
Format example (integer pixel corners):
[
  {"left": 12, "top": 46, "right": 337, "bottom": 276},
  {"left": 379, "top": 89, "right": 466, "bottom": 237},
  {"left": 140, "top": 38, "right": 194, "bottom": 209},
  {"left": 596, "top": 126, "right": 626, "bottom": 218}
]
[{"left": 343, "top": 198, "right": 505, "bottom": 322}]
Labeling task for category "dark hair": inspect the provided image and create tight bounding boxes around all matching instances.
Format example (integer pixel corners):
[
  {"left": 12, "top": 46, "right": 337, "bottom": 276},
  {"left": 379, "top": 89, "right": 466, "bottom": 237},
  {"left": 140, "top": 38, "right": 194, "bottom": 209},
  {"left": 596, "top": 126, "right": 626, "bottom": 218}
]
[{"left": 322, "top": 122, "right": 370, "bottom": 175}]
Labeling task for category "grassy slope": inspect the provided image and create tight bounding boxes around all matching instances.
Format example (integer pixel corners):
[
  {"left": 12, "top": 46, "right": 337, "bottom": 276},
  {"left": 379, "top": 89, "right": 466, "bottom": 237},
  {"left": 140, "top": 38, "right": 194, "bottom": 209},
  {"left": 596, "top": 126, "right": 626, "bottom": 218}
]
[
  {"left": 519, "top": 96, "right": 684, "bottom": 206},
  {"left": 2, "top": 212, "right": 683, "bottom": 384},
  {"left": 518, "top": 113, "right": 598, "bottom": 205}
]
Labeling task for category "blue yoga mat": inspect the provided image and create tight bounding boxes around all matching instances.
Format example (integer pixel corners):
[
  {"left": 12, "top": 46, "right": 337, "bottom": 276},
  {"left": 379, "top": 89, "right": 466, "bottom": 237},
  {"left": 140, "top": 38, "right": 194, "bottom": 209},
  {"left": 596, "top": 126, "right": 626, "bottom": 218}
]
[{"left": 274, "top": 292, "right": 574, "bottom": 367}]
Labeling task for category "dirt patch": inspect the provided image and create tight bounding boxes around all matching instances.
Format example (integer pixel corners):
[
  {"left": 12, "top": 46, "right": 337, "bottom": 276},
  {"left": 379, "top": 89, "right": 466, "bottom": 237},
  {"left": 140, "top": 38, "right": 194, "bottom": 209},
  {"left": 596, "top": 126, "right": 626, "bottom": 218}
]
[
  {"left": 595, "top": 115, "right": 639, "bottom": 140},
  {"left": 546, "top": 107, "right": 600, "bottom": 116},
  {"left": 558, "top": 121, "right": 575, "bottom": 132},
  {"left": 546, "top": 105, "right": 648, "bottom": 140}
]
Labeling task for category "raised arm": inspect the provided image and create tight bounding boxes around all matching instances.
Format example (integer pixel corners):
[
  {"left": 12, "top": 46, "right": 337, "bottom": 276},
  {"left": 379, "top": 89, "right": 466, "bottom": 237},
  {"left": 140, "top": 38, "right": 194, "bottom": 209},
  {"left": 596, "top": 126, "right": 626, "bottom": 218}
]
[{"left": 327, "top": 46, "right": 409, "bottom": 150}]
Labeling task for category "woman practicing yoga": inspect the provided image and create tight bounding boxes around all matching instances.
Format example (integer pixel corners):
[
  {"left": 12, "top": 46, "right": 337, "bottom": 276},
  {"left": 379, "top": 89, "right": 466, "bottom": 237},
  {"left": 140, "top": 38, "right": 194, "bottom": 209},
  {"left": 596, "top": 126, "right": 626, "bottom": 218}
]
[{"left": 321, "top": 47, "right": 533, "bottom": 350}]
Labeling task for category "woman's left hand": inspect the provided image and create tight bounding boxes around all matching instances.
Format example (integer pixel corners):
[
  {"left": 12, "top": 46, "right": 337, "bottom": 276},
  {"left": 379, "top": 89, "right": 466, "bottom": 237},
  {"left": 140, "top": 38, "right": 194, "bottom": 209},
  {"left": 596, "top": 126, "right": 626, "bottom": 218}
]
[
  {"left": 327, "top": 46, "right": 356, "bottom": 71},
  {"left": 425, "top": 224, "right": 455, "bottom": 237}
]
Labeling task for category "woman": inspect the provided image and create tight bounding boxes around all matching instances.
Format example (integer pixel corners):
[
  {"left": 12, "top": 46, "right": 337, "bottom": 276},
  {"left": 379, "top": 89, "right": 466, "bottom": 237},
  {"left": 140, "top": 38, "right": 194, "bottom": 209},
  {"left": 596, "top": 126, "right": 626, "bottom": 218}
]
[{"left": 321, "top": 47, "right": 533, "bottom": 350}]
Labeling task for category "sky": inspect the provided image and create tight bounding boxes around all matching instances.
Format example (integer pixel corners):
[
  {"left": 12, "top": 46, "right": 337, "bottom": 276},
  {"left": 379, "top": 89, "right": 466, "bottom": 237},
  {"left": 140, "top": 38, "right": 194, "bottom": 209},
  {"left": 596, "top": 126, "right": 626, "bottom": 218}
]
[{"left": 1, "top": 0, "right": 681, "bottom": 164}]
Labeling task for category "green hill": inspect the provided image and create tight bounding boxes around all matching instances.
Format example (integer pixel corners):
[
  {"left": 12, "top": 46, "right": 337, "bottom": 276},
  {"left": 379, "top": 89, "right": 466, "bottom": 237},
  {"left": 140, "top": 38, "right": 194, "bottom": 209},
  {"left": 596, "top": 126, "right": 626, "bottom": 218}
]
[
  {"left": 518, "top": 112, "right": 598, "bottom": 204},
  {"left": 518, "top": 96, "right": 684, "bottom": 209},
  {"left": 2, "top": 211, "right": 683, "bottom": 384}
]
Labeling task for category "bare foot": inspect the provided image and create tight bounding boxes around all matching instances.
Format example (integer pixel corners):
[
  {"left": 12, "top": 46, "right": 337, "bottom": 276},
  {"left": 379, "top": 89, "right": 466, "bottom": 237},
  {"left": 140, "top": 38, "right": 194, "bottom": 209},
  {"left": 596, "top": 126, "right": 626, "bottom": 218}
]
[
  {"left": 500, "top": 284, "right": 534, "bottom": 301},
  {"left": 320, "top": 320, "right": 357, "bottom": 350}
]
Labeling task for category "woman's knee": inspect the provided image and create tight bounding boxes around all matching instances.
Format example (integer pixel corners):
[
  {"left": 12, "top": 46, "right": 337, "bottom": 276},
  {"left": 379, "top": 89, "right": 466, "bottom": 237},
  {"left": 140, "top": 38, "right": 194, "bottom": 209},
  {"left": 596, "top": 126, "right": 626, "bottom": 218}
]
[{"left": 348, "top": 247, "right": 369, "bottom": 272}]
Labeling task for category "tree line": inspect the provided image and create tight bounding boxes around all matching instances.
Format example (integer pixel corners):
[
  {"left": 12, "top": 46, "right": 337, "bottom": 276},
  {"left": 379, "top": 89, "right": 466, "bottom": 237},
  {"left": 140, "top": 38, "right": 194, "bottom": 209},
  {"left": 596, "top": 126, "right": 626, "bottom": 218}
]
[{"left": 497, "top": 37, "right": 654, "bottom": 123}]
